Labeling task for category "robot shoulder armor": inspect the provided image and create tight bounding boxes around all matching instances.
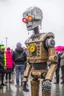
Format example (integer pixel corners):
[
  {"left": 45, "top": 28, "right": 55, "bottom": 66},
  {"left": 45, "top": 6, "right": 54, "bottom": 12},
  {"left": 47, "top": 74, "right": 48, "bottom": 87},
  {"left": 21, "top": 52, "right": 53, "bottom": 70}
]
[
  {"left": 40, "top": 32, "right": 55, "bottom": 41},
  {"left": 46, "top": 32, "right": 55, "bottom": 39}
]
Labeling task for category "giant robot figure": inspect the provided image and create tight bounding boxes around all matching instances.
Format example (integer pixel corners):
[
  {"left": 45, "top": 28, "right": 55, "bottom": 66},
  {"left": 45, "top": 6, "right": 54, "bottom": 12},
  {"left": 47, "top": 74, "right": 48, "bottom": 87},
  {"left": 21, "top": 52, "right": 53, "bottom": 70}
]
[{"left": 22, "top": 6, "right": 57, "bottom": 96}]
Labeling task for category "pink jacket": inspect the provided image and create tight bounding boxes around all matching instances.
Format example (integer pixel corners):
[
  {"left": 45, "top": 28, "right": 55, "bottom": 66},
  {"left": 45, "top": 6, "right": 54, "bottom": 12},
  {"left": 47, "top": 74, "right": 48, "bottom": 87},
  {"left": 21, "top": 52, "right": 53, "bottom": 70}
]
[{"left": 6, "top": 52, "right": 13, "bottom": 69}]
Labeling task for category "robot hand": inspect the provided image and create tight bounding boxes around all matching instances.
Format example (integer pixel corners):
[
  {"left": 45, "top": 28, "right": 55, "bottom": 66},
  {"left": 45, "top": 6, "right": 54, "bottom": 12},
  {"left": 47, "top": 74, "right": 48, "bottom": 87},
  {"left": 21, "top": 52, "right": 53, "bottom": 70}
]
[{"left": 42, "top": 80, "right": 51, "bottom": 92}]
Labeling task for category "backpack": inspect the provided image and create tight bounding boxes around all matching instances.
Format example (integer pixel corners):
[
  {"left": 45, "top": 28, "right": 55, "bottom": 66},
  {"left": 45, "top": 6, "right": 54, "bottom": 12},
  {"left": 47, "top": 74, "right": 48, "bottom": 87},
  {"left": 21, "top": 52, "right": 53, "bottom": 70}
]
[{"left": 14, "top": 51, "right": 25, "bottom": 62}]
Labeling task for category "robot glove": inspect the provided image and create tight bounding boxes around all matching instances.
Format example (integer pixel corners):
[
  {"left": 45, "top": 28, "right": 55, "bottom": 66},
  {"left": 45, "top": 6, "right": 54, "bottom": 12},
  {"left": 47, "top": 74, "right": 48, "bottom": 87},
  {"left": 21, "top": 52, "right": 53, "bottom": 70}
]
[{"left": 42, "top": 80, "right": 51, "bottom": 92}]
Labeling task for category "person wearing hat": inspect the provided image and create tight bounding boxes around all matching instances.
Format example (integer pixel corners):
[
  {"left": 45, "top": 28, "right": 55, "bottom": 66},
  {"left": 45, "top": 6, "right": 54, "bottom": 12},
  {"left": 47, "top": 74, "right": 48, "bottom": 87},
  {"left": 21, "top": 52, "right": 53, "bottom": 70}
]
[
  {"left": 0, "top": 46, "right": 6, "bottom": 86},
  {"left": 5, "top": 47, "right": 14, "bottom": 83},
  {"left": 12, "top": 42, "right": 29, "bottom": 92}
]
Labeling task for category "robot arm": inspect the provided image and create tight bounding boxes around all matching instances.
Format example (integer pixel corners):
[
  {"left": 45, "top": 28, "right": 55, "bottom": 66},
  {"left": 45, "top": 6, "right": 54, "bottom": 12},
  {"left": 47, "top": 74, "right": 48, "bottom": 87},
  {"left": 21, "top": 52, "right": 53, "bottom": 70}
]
[
  {"left": 45, "top": 38, "right": 57, "bottom": 81},
  {"left": 43, "top": 58, "right": 56, "bottom": 93},
  {"left": 45, "top": 63, "right": 56, "bottom": 81},
  {"left": 23, "top": 64, "right": 32, "bottom": 82},
  {"left": 42, "top": 38, "right": 57, "bottom": 93}
]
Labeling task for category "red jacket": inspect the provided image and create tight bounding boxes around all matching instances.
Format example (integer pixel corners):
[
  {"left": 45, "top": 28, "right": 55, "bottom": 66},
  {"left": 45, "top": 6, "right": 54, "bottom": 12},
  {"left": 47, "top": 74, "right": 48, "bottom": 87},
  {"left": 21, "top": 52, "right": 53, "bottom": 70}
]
[{"left": 6, "top": 52, "right": 13, "bottom": 69}]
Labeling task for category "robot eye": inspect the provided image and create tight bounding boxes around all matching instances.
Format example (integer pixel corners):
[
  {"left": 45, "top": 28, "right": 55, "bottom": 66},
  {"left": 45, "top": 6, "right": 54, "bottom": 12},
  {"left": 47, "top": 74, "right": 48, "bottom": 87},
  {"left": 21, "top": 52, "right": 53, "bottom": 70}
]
[
  {"left": 28, "top": 16, "right": 33, "bottom": 21},
  {"left": 22, "top": 18, "right": 28, "bottom": 23}
]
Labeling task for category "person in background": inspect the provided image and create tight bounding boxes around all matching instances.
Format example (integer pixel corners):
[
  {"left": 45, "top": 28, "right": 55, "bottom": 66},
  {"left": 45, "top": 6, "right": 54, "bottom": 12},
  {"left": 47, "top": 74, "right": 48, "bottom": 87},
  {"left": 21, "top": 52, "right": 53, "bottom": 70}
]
[
  {"left": 0, "top": 61, "right": 5, "bottom": 88},
  {"left": 12, "top": 42, "right": 29, "bottom": 92},
  {"left": 0, "top": 46, "right": 5, "bottom": 88},
  {"left": 54, "top": 52, "right": 61, "bottom": 84},
  {"left": 5, "top": 47, "right": 13, "bottom": 83},
  {"left": 0, "top": 46, "right": 6, "bottom": 86},
  {"left": 60, "top": 48, "right": 64, "bottom": 84}
]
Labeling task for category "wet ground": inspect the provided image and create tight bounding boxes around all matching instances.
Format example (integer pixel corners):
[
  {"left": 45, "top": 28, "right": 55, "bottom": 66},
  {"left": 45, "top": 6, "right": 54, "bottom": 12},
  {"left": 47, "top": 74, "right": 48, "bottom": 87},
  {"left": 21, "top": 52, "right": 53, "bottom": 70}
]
[{"left": 0, "top": 74, "right": 64, "bottom": 96}]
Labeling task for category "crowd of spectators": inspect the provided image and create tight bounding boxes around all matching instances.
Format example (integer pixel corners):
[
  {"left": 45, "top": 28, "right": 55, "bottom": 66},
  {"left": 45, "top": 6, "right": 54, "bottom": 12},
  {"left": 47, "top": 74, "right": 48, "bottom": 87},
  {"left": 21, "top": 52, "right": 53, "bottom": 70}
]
[{"left": 0, "top": 42, "right": 29, "bottom": 92}]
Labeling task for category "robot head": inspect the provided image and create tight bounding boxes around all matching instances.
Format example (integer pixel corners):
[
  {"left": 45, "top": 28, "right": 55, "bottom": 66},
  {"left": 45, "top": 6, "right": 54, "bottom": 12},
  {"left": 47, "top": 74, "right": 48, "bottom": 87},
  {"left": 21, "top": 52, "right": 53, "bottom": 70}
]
[{"left": 22, "top": 6, "right": 43, "bottom": 31}]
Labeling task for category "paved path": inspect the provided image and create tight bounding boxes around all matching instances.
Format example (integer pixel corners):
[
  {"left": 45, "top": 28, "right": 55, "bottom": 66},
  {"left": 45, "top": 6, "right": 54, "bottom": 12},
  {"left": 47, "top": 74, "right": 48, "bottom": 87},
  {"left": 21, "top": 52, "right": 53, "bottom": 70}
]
[{"left": 0, "top": 74, "right": 64, "bottom": 96}]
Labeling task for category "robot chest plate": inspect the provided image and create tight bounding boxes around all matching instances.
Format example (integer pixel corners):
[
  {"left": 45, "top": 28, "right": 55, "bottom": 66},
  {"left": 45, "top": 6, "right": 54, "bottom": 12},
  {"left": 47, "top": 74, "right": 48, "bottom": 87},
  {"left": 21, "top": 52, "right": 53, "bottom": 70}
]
[
  {"left": 26, "top": 42, "right": 48, "bottom": 63},
  {"left": 28, "top": 42, "right": 41, "bottom": 57}
]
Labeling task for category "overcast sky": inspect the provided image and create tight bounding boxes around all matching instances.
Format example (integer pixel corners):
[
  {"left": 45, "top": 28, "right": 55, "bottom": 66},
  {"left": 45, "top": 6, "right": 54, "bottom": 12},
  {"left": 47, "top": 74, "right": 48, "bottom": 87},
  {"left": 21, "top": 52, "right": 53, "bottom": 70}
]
[{"left": 0, "top": 0, "right": 64, "bottom": 49}]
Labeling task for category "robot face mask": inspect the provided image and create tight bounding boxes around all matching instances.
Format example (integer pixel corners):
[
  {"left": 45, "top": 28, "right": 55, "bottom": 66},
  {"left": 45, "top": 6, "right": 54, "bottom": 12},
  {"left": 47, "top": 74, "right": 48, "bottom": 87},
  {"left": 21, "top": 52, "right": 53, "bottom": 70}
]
[{"left": 22, "top": 7, "right": 43, "bottom": 31}]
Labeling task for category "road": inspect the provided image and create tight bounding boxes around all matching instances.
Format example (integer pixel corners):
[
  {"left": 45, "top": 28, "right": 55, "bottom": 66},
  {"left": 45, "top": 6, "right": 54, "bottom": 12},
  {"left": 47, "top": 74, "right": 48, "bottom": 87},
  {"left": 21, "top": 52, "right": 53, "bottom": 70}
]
[{"left": 0, "top": 74, "right": 64, "bottom": 96}]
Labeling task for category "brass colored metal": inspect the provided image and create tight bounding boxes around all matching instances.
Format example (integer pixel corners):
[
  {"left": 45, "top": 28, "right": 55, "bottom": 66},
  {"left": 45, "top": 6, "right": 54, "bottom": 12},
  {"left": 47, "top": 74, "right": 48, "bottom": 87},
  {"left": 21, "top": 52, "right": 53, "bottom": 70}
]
[
  {"left": 24, "top": 64, "right": 32, "bottom": 78},
  {"left": 23, "top": 7, "right": 56, "bottom": 96},
  {"left": 45, "top": 64, "right": 56, "bottom": 80},
  {"left": 31, "top": 80, "right": 40, "bottom": 96},
  {"left": 41, "top": 42, "right": 48, "bottom": 59},
  {"left": 48, "top": 48, "right": 56, "bottom": 56},
  {"left": 26, "top": 33, "right": 55, "bottom": 64},
  {"left": 48, "top": 56, "right": 56, "bottom": 62},
  {"left": 27, "top": 58, "right": 47, "bottom": 63},
  {"left": 25, "top": 35, "right": 56, "bottom": 96},
  {"left": 27, "top": 41, "right": 48, "bottom": 64},
  {"left": 48, "top": 48, "right": 56, "bottom": 62},
  {"left": 31, "top": 69, "right": 48, "bottom": 78},
  {"left": 39, "top": 33, "right": 55, "bottom": 42},
  {"left": 23, "top": 78, "right": 28, "bottom": 82},
  {"left": 25, "top": 32, "right": 55, "bottom": 44}
]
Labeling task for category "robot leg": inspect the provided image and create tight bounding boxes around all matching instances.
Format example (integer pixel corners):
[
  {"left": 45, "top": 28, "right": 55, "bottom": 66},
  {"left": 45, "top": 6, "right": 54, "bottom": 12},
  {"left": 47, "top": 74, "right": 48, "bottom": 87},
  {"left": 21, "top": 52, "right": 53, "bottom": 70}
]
[
  {"left": 42, "top": 80, "right": 51, "bottom": 96},
  {"left": 31, "top": 79, "right": 40, "bottom": 96}
]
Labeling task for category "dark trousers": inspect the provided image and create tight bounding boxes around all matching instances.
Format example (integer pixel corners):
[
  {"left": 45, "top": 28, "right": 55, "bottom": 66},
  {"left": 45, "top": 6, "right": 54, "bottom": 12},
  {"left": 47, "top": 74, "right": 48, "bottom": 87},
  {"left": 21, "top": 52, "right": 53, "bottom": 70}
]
[
  {"left": 6, "top": 68, "right": 12, "bottom": 81},
  {"left": 0, "top": 69, "right": 5, "bottom": 84},
  {"left": 6, "top": 73, "right": 11, "bottom": 80},
  {"left": 1, "top": 73, "right": 5, "bottom": 84},
  {"left": 61, "top": 66, "right": 64, "bottom": 82},
  {"left": 55, "top": 66, "right": 60, "bottom": 83}
]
